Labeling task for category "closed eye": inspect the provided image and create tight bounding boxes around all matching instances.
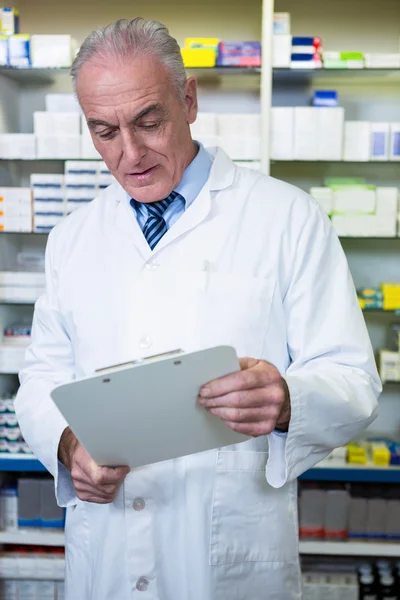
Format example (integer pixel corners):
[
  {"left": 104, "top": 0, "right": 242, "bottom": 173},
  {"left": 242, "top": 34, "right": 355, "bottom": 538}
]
[{"left": 98, "top": 130, "right": 117, "bottom": 140}]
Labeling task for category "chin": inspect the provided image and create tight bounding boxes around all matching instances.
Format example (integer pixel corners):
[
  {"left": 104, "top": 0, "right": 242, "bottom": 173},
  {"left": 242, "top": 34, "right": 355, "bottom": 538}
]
[{"left": 126, "top": 181, "right": 173, "bottom": 204}]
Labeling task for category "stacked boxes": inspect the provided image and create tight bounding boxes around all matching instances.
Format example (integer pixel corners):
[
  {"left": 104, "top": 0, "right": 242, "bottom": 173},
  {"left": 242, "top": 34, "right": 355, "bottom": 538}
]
[
  {"left": 0, "top": 394, "right": 31, "bottom": 455},
  {"left": 291, "top": 36, "right": 322, "bottom": 69},
  {"left": 65, "top": 161, "right": 97, "bottom": 214},
  {"left": 0, "top": 272, "right": 45, "bottom": 304},
  {"left": 190, "top": 112, "right": 261, "bottom": 160},
  {"left": 17, "top": 479, "right": 64, "bottom": 529},
  {"left": 310, "top": 184, "right": 399, "bottom": 237},
  {"left": 31, "top": 174, "right": 64, "bottom": 232},
  {"left": 34, "top": 112, "right": 81, "bottom": 160},
  {"left": 1, "top": 32, "right": 76, "bottom": 67},
  {"left": 323, "top": 51, "right": 365, "bottom": 69},
  {"left": 0, "top": 135, "right": 35, "bottom": 160},
  {"left": 0, "top": 188, "right": 32, "bottom": 232},
  {"left": 299, "top": 482, "right": 400, "bottom": 542}
]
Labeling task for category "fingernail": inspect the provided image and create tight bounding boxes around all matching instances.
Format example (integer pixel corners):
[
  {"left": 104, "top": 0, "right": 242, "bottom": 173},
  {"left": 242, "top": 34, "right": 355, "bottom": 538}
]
[{"left": 200, "top": 387, "right": 211, "bottom": 398}]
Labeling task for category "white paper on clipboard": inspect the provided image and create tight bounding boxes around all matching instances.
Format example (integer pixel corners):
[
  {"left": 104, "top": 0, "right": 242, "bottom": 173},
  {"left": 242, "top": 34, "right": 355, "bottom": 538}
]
[{"left": 51, "top": 345, "right": 249, "bottom": 468}]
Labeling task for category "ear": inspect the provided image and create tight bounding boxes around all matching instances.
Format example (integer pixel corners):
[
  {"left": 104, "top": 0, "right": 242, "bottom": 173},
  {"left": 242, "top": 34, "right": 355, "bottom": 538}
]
[{"left": 184, "top": 77, "right": 198, "bottom": 125}]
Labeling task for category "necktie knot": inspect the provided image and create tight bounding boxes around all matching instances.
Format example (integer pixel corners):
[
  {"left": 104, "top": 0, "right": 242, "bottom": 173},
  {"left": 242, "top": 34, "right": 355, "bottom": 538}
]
[{"left": 139, "top": 191, "right": 182, "bottom": 250}]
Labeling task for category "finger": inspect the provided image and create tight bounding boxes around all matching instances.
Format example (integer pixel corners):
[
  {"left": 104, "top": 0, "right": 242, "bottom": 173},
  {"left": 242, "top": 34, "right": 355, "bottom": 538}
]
[
  {"left": 198, "top": 387, "right": 271, "bottom": 409},
  {"left": 73, "top": 481, "right": 120, "bottom": 498},
  {"left": 208, "top": 405, "right": 280, "bottom": 424},
  {"left": 87, "top": 464, "right": 130, "bottom": 488},
  {"left": 224, "top": 420, "right": 276, "bottom": 437},
  {"left": 78, "top": 493, "right": 116, "bottom": 505},
  {"left": 199, "top": 368, "right": 264, "bottom": 399}
]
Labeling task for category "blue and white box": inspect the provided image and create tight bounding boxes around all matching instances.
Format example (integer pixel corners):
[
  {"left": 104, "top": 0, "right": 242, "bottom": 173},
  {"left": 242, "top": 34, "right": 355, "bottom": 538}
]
[
  {"left": 313, "top": 90, "right": 338, "bottom": 107},
  {"left": 370, "top": 123, "right": 390, "bottom": 161},
  {"left": 8, "top": 33, "right": 30, "bottom": 67}
]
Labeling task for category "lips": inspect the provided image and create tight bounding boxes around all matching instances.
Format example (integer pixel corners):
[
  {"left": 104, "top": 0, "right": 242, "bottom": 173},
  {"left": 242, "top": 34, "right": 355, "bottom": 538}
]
[{"left": 129, "top": 166, "right": 157, "bottom": 176}]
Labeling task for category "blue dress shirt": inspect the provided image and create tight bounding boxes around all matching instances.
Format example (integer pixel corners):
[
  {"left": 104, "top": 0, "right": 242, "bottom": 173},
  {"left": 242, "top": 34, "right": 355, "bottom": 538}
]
[{"left": 130, "top": 143, "right": 213, "bottom": 231}]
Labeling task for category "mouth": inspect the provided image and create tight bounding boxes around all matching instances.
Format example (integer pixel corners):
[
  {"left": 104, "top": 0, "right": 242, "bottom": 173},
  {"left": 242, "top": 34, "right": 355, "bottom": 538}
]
[{"left": 127, "top": 165, "right": 159, "bottom": 182}]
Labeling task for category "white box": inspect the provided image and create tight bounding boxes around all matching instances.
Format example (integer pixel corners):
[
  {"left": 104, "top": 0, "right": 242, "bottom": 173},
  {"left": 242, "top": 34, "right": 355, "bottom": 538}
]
[
  {"left": 45, "top": 93, "right": 81, "bottom": 113},
  {"left": 343, "top": 122, "right": 371, "bottom": 162},
  {"left": 365, "top": 53, "right": 400, "bottom": 68},
  {"left": 36, "top": 136, "right": 81, "bottom": 159},
  {"left": 294, "top": 108, "right": 319, "bottom": 160},
  {"left": 270, "top": 107, "right": 294, "bottom": 160},
  {"left": 390, "top": 123, "right": 400, "bottom": 161},
  {"left": 31, "top": 34, "right": 75, "bottom": 68},
  {"left": 370, "top": 123, "right": 390, "bottom": 161},
  {"left": 81, "top": 136, "right": 102, "bottom": 160},
  {"left": 273, "top": 13, "right": 291, "bottom": 35},
  {"left": 0, "top": 187, "right": 32, "bottom": 204},
  {"left": 190, "top": 113, "right": 217, "bottom": 138},
  {"left": 0, "top": 217, "right": 32, "bottom": 233},
  {"left": 217, "top": 135, "right": 260, "bottom": 160},
  {"left": 0, "top": 134, "right": 36, "bottom": 160},
  {"left": 0, "top": 345, "right": 27, "bottom": 373},
  {"left": 217, "top": 114, "right": 261, "bottom": 137},
  {"left": 333, "top": 188, "right": 376, "bottom": 214},
  {"left": 272, "top": 35, "right": 291, "bottom": 68},
  {"left": 34, "top": 200, "right": 65, "bottom": 215},
  {"left": 310, "top": 187, "right": 333, "bottom": 215},
  {"left": 376, "top": 187, "right": 398, "bottom": 217},
  {"left": 317, "top": 108, "right": 344, "bottom": 161},
  {"left": 34, "top": 112, "right": 81, "bottom": 137},
  {"left": 0, "top": 35, "right": 7, "bottom": 66},
  {"left": 30, "top": 173, "right": 64, "bottom": 187},
  {"left": 34, "top": 214, "right": 64, "bottom": 231}
]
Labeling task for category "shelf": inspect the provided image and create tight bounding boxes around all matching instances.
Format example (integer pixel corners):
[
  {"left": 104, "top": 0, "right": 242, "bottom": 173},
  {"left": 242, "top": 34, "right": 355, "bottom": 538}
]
[
  {"left": 299, "top": 541, "right": 400, "bottom": 557},
  {"left": 363, "top": 309, "right": 400, "bottom": 316},
  {"left": 0, "top": 65, "right": 261, "bottom": 84},
  {"left": 0, "top": 556, "right": 65, "bottom": 580},
  {"left": 300, "top": 465, "right": 400, "bottom": 483},
  {"left": 0, "top": 455, "right": 47, "bottom": 472},
  {"left": 273, "top": 68, "right": 400, "bottom": 85},
  {"left": 272, "top": 160, "right": 400, "bottom": 164},
  {"left": 0, "top": 529, "right": 64, "bottom": 547}
]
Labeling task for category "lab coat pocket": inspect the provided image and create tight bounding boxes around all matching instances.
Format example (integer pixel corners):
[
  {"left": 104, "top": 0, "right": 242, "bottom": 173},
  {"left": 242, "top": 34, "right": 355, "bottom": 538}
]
[
  {"left": 195, "top": 274, "right": 275, "bottom": 357},
  {"left": 210, "top": 450, "right": 298, "bottom": 565}
]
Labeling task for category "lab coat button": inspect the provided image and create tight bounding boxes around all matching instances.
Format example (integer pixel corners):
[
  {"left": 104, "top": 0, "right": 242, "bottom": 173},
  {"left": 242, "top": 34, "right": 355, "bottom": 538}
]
[
  {"left": 139, "top": 335, "right": 152, "bottom": 349},
  {"left": 133, "top": 498, "right": 145, "bottom": 511},
  {"left": 136, "top": 578, "right": 149, "bottom": 591},
  {"left": 145, "top": 259, "right": 159, "bottom": 270}
]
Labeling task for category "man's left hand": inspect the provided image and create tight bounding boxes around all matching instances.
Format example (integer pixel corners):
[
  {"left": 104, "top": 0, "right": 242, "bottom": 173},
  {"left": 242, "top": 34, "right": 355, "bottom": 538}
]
[{"left": 198, "top": 357, "right": 291, "bottom": 436}]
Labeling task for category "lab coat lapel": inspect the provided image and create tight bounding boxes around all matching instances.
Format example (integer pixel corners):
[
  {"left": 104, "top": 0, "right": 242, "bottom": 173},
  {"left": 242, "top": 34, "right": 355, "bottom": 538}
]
[{"left": 152, "top": 148, "right": 236, "bottom": 254}]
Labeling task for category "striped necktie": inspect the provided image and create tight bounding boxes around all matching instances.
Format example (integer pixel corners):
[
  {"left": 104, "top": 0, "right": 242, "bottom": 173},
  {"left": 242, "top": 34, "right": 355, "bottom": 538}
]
[{"left": 142, "top": 191, "right": 180, "bottom": 250}]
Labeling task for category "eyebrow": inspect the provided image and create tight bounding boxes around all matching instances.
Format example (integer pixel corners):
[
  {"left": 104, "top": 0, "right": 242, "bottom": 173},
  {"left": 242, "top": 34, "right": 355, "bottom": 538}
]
[{"left": 87, "top": 104, "right": 167, "bottom": 131}]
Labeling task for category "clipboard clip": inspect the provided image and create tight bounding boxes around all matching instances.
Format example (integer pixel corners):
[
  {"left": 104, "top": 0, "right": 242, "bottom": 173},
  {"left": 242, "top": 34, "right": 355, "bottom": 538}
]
[{"left": 95, "top": 348, "right": 184, "bottom": 375}]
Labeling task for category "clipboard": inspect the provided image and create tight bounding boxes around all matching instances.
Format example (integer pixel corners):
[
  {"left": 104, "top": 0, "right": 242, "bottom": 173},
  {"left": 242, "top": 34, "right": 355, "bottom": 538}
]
[{"left": 51, "top": 345, "right": 249, "bottom": 468}]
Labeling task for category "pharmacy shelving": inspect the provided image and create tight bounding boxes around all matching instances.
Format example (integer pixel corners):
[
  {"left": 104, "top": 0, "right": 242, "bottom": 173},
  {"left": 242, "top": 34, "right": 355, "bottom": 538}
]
[
  {"left": 0, "top": 556, "right": 65, "bottom": 580},
  {"left": 298, "top": 541, "right": 400, "bottom": 557},
  {"left": 0, "top": 529, "right": 64, "bottom": 547}
]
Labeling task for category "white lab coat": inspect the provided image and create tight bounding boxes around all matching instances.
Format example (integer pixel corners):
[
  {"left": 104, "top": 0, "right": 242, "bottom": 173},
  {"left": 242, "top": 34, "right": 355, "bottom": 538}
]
[{"left": 16, "top": 148, "right": 380, "bottom": 600}]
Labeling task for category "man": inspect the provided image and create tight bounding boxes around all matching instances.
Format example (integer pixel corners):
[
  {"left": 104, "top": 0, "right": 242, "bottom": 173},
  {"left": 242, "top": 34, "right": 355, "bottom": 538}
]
[{"left": 16, "top": 17, "right": 380, "bottom": 600}]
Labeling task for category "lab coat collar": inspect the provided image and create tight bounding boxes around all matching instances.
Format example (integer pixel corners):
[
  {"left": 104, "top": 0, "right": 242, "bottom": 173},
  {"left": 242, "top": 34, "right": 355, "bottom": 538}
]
[{"left": 113, "top": 147, "right": 236, "bottom": 258}]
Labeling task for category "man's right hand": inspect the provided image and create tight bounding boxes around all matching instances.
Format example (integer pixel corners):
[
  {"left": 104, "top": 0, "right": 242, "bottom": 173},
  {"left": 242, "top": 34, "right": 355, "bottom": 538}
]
[{"left": 58, "top": 427, "right": 130, "bottom": 504}]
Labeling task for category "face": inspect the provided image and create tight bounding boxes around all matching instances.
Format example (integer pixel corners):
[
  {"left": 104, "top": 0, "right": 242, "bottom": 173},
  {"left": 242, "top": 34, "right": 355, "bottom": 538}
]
[{"left": 76, "top": 55, "right": 198, "bottom": 203}]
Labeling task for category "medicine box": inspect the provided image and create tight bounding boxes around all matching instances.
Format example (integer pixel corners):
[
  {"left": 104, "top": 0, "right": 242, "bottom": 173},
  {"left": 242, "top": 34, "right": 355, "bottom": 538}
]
[
  {"left": 31, "top": 34, "right": 75, "bottom": 68},
  {"left": 317, "top": 107, "right": 344, "bottom": 160},
  {"left": 294, "top": 108, "right": 319, "bottom": 160},
  {"left": 34, "top": 112, "right": 81, "bottom": 137},
  {"left": 0, "top": 134, "right": 36, "bottom": 160},
  {"left": 343, "top": 122, "right": 371, "bottom": 162},
  {"left": 273, "top": 13, "right": 291, "bottom": 35},
  {"left": 270, "top": 107, "right": 294, "bottom": 160},
  {"left": 0, "top": 7, "right": 20, "bottom": 35},
  {"left": 7, "top": 34, "right": 30, "bottom": 67},
  {"left": 370, "top": 123, "right": 389, "bottom": 161},
  {"left": 0, "top": 34, "right": 7, "bottom": 65},
  {"left": 299, "top": 488, "right": 326, "bottom": 539},
  {"left": 390, "top": 124, "right": 400, "bottom": 161},
  {"left": 272, "top": 35, "right": 291, "bottom": 68}
]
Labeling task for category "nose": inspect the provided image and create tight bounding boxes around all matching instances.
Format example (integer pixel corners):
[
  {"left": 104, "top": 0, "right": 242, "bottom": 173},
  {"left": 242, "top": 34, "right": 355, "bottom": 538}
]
[{"left": 120, "top": 129, "right": 146, "bottom": 165}]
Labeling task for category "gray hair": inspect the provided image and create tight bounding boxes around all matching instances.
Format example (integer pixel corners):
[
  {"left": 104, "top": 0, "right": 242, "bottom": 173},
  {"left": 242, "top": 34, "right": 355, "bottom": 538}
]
[{"left": 71, "top": 18, "right": 187, "bottom": 101}]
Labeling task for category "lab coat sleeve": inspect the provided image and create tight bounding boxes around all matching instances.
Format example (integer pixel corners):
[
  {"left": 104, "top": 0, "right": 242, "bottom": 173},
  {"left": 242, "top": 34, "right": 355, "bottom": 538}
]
[
  {"left": 15, "top": 230, "right": 77, "bottom": 507},
  {"left": 266, "top": 194, "right": 381, "bottom": 488}
]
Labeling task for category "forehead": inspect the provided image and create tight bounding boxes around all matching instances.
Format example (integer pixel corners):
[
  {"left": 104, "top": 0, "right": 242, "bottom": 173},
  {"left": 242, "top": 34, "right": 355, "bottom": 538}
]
[{"left": 76, "top": 55, "right": 176, "bottom": 112}]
